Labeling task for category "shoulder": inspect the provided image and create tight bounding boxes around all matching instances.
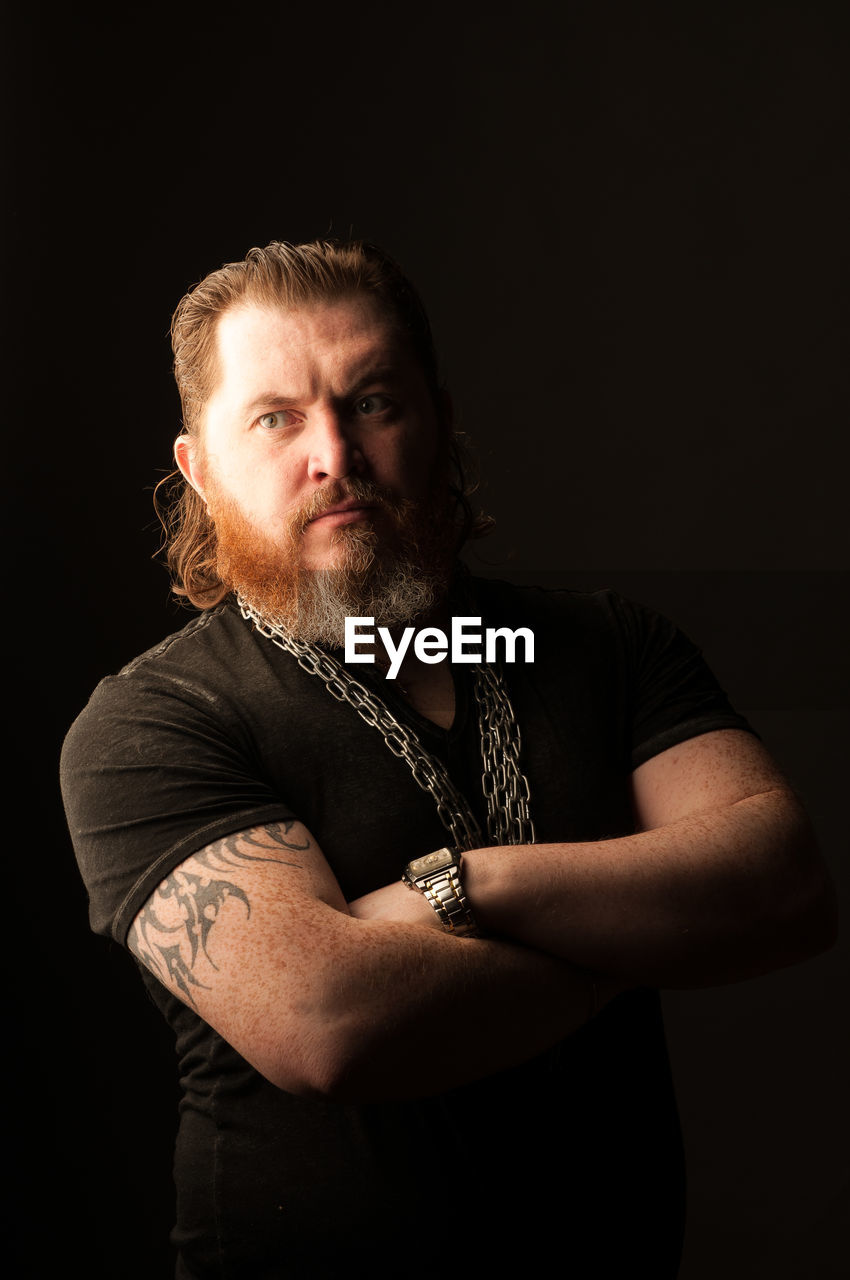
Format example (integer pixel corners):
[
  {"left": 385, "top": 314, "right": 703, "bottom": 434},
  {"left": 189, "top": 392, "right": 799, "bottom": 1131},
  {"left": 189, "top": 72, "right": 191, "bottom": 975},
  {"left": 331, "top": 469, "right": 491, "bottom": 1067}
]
[
  {"left": 465, "top": 575, "right": 751, "bottom": 760},
  {"left": 64, "top": 604, "right": 274, "bottom": 741},
  {"left": 115, "top": 601, "right": 253, "bottom": 685},
  {"left": 60, "top": 605, "right": 301, "bottom": 944},
  {"left": 465, "top": 571, "right": 714, "bottom": 678},
  {"left": 467, "top": 574, "right": 658, "bottom": 651},
  {"left": 60, "top": 602, "right": 290, "bottom": 814}
]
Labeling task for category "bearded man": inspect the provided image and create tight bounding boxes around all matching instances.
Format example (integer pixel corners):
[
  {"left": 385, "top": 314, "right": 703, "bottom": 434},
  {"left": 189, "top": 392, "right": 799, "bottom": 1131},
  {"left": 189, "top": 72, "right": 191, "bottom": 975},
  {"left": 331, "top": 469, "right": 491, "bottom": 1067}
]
[{"left": 61, "top": 239, "right": 835, "bottom": 1280}]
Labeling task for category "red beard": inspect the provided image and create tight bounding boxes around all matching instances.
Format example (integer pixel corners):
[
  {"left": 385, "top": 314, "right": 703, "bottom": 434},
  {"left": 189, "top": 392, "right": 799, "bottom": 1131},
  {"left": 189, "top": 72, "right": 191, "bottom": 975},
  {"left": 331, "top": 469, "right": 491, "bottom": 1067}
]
[{"left": 206, "top": 474, "right": 455, "bottom": 644}]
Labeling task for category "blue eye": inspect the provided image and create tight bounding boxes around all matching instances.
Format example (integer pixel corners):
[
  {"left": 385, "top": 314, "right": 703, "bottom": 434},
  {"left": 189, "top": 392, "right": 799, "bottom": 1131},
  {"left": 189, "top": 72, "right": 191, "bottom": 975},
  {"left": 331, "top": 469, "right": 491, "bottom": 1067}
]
[{"left": 257, "top": 411, "right": 294, "bottom": 430}]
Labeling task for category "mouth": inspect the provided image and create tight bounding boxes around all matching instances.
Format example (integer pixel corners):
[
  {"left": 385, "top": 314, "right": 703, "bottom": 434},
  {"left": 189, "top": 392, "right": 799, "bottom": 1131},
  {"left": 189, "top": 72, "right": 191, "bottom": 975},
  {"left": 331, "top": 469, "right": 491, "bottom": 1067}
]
[{"left": 307, "top": 499, "right": 379, "bottom": 528}]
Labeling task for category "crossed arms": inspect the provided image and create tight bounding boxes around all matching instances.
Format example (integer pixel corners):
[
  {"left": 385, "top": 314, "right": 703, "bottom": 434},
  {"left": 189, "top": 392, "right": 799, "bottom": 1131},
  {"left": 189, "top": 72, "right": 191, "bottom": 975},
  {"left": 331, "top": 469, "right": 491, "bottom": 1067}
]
[{"left": 129, "top": 729, "right": 836, "bottom": 1102}]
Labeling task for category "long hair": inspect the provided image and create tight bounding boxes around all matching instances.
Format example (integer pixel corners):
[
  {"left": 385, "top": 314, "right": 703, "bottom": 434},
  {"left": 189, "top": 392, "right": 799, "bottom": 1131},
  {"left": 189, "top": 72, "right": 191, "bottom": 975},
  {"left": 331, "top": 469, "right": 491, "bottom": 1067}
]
[{"left": 157, "top": 239, "right": 492, "bottom": 608}]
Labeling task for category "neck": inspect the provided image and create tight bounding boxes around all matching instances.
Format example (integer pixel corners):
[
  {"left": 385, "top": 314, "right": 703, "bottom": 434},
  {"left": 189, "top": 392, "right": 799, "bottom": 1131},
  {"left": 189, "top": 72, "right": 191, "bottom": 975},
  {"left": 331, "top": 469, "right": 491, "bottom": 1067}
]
[{"left": 370, "top": 595, "right": 457, "bottom": 728}]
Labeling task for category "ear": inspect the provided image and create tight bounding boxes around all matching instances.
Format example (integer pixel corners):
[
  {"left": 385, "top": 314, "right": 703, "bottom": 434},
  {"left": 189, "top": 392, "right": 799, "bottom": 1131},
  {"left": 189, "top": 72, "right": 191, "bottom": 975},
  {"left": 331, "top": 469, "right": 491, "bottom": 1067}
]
[{"left": 174, "top": 434, "right": 206, "bottom": 501}]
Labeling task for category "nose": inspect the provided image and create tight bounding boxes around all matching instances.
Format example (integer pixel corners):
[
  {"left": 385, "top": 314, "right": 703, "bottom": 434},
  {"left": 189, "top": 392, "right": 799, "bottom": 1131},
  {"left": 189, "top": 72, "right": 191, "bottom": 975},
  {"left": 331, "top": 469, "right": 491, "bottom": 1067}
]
[{"left": 306, "top": 407, "right": 365, "bottom": 484}]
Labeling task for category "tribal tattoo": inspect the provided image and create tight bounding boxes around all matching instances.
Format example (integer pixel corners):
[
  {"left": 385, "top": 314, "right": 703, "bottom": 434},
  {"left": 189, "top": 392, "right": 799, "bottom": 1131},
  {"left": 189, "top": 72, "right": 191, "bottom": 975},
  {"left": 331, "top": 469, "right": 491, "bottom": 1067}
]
[{"left": 129, "top": 821, "right": 309, "bottom": 1005}]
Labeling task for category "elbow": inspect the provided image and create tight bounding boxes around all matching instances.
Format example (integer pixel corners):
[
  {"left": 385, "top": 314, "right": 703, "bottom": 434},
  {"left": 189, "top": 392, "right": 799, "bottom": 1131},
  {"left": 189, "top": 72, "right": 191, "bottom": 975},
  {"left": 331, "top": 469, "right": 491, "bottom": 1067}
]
[
  {"left": 237, "top": 945, "right": 416, "bottom": 1103},
  {"left": 683, "top": 808, "right": 839, "bottom": 988},
  {"left": 259, "top": 1029, "right": 361, "bottom": 1102},
  {"left": 293, "top": 1044, "right": 377, "bottom": 1104},
  {"left": 753, "top": 820, "right": 839, "bottom": 972},
  {"left": 257, "top": 1015, "right": 393, "bottom": 1104},
  {"left": 775, "top": 855, "right": 839, "bottom": 963},
  {"left": 265, "top": 1020, "right": 434, "bottom": 1105},
  {"left": 297, "top": 1025, "right": 412, "bottom": 1105}
]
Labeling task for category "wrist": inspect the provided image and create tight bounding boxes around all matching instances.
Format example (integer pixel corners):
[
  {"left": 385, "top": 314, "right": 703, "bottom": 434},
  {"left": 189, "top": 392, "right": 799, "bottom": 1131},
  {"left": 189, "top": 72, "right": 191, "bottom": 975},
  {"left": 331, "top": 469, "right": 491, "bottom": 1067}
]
[
  {"left": 462, "top": 844, "right": 528, "bottom": 938},
  {"left": 401, "top": 847, "right": 479, "bottom": 937}
]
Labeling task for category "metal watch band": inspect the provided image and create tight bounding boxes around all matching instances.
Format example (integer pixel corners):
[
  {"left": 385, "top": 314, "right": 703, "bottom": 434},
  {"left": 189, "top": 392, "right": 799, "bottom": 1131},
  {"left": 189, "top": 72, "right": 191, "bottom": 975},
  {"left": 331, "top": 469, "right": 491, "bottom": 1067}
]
[{"left": 403, "top": 847, "right": 479, "bottom": 937}]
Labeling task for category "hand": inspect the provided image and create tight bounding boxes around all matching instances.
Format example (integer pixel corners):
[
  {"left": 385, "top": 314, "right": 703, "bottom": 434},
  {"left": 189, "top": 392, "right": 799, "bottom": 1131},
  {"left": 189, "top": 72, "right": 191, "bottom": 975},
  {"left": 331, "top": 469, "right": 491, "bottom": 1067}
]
[{"left": 348, "top": 881, "right": 447, "bottom": 931}]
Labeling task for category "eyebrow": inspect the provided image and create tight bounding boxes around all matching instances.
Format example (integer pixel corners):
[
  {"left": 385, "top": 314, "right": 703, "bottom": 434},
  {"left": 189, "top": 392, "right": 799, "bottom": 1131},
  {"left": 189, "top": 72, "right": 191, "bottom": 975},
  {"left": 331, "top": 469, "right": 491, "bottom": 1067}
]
[
  {"left": 241, "top": 363, "right": 406, "bottom": 417},
  {"left": 243, "top": 391, "right": 301, "bottom": 416}
]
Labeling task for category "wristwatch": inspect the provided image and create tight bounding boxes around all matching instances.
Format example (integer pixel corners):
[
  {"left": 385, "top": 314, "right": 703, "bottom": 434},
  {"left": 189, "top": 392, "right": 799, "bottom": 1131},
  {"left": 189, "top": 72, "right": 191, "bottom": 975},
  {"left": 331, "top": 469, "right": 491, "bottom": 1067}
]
[{"left": 401, "top": 846, "right": 479, "bottom": 937}]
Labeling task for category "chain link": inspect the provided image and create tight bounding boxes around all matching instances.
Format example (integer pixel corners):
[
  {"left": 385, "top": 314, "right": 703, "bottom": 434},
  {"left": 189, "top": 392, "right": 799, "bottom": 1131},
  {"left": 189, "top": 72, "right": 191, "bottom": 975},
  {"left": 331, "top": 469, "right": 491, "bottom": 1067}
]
[
  {"left": 239, "top": 599, "right": 536, "bottom": 850},
  {"left": 472, "top": 663, "right": 536, "bottom": 846}
]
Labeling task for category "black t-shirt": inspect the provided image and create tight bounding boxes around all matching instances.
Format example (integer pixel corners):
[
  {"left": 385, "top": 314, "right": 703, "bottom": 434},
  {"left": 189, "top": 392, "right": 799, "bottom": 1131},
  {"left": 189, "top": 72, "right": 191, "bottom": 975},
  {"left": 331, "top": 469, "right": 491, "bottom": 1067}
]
[{"left": 61, "top": 579, "right": 753, "bottom": 1279}]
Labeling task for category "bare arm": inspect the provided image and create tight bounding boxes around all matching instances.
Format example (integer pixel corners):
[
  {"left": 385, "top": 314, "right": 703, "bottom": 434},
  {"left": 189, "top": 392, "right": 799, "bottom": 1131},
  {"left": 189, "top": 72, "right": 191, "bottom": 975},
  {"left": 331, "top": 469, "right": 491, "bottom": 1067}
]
[
  {"left": 352, "top": 731, "right": 837, "bottom": 988},
  {"left": 128, "top": 820, "right": 603, "bottom": 1103}
]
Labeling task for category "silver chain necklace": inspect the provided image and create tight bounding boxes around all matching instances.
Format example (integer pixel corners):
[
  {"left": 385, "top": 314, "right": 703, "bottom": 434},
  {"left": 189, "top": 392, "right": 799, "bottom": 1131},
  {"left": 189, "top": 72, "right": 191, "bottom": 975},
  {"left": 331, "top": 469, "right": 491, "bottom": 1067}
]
[{"left": 238, "top": 598, "right": 536, "bottom": 851}]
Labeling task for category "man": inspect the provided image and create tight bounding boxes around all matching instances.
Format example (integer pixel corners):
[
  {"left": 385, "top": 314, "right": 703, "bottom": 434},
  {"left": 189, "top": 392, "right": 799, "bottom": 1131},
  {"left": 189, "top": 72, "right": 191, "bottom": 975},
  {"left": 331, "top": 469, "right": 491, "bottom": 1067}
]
[{"left": 61, "top": 239, "right": 836, "bottom": 1279}]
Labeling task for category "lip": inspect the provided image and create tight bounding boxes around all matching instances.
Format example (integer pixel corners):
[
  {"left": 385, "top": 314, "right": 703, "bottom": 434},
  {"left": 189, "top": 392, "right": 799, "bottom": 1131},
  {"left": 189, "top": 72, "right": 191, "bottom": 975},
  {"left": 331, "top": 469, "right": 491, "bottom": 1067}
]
[{"left": 308, "top": 500, "right": 377, "bottom": 526}]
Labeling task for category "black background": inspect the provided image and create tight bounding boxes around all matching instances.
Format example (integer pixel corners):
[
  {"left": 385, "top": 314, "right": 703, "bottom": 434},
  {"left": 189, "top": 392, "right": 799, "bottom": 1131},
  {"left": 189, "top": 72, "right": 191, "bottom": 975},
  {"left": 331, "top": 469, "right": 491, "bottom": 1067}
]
[{"left": 6, "top": 2, "right": 848, "bottom": 1276}]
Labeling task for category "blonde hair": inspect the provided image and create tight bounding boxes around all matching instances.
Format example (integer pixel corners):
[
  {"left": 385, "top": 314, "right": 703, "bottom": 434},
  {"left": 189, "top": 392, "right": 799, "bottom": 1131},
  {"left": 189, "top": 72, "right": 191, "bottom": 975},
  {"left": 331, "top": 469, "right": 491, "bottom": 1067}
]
[{"left": 157, "top": 239, "right": 491, "bottom": 607}]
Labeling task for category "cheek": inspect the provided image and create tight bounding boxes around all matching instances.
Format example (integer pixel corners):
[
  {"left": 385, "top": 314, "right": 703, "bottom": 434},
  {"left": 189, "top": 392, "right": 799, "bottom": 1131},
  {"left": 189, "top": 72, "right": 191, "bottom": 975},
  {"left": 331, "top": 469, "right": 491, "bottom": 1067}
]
[
  {"left": 386, "top": 425, "right": 444, "bottom": 496},
  {"left": 225, "top": 452, "right": 301, "bottom": 516}
]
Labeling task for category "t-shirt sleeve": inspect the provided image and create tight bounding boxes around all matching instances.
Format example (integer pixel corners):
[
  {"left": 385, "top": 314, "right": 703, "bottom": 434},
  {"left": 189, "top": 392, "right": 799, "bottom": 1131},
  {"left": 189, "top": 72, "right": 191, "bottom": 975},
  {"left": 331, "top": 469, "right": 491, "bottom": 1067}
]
[
  {"left": 60, "top": 667, "right": 296, "bottom": 947},
  {"left": 603, "top": 592, "right": 756, "bottom": 770}
]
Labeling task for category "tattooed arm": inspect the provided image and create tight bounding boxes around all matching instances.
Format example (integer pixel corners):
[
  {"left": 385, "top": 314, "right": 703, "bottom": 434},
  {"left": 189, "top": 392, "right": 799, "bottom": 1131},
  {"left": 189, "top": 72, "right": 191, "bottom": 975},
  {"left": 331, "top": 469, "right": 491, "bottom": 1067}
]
[
  {"left": 129, "top": 823, "right": 317, "bottom": 1007},
  {"left": 127, "top": 823, "right": 590, "bottom": 1101},
  {"left": 128, "top": 820, "right": 598, "bottom": 1102}
]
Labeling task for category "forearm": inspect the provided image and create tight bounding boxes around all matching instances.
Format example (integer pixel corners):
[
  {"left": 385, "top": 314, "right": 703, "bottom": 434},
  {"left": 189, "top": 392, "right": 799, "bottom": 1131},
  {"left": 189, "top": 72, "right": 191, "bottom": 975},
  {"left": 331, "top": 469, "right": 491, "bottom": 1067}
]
[
  {"left": 128, "top": 822, "right": 617, "bottom": 1105},
  {"left": 303, "top": 914, "right": 603, "bottom": 1102},
  {"left": 464, "top": 787, "right": 835, "bottom": 986}
]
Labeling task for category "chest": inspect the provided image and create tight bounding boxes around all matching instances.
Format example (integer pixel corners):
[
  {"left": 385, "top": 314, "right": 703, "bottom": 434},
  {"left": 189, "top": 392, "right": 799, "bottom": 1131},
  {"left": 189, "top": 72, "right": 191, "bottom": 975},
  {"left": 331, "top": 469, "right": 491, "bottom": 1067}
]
[{"left": 245, "top": 648, "right": 634, "bottom": 900}]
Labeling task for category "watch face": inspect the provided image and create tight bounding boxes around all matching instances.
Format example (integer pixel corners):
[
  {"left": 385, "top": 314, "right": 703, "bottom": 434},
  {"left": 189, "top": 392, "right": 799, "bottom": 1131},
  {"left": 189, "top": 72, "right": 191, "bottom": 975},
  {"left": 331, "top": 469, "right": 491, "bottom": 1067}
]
[{"left": 408, "top": 849, "right": 455, "bottom": 877}]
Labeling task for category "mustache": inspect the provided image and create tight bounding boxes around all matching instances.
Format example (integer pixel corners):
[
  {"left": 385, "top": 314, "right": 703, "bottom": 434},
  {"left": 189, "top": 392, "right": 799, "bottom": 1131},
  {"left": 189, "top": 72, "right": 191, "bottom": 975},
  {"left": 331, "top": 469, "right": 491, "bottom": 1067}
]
[{"left": 291, "top": 478, "right": 412, "bottom": 534}]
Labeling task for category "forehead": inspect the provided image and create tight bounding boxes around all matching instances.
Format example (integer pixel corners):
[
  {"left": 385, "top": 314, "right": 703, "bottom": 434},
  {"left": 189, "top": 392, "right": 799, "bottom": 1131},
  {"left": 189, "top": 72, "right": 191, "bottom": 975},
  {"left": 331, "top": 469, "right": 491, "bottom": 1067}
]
[{"left": 210, "top": 296, "right": 414, "bottom": 405}]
